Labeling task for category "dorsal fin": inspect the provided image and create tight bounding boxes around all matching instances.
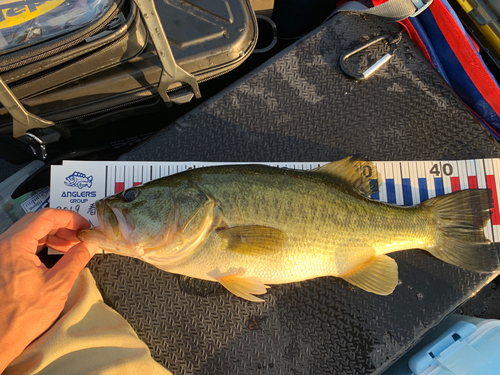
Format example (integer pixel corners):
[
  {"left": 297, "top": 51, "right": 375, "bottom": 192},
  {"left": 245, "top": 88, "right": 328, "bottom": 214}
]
[{"left": 312, "top": 156, "right": 380, "bottom": 196}]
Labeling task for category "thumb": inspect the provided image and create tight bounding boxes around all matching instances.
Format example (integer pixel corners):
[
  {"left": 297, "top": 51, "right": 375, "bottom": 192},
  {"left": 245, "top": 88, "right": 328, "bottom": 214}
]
[{"left": 47, "top": 243, "right": 98, "bottom": 283}]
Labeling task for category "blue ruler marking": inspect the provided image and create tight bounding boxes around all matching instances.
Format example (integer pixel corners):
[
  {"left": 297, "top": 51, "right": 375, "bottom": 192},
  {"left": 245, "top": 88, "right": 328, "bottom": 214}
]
[
  {"left": 402, "top": 178, "right": 413, "bottom": 206},
  {"left": 370, "top": 179, "right": 380, "bottom": 200},
  {"left": 418, "top": 178, "right": 428, "bottom": 202},
  {"left": 386, "top": 179, "right": 396, "bottom": 204},
  {"left": 434, "top": 178, "right": 444, "bottom": 196}
]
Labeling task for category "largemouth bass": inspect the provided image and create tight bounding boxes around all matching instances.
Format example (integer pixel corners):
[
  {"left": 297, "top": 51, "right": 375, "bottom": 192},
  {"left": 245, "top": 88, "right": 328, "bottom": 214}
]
[{"left": 78, "top": 157, "right": 499, "bottom": 302}]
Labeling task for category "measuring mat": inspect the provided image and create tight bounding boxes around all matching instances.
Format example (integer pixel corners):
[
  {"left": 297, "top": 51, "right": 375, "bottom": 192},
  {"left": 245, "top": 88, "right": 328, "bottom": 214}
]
[{"left": 50, "top": 159, "right": 500, "bottom": 242}]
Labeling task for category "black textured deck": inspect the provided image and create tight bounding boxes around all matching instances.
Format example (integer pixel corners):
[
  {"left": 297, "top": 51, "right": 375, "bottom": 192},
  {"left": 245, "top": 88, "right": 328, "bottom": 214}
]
[{"left": 88, "top": 13, "right": 500, "bottom": 375}]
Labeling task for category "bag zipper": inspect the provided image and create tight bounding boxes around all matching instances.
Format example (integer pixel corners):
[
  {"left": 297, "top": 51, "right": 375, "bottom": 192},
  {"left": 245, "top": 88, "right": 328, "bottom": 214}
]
[
  {"left": 11, "top": 15, "right": 142, "bottom": 93},
  {"left": 0, "top": 0, "right": 125, "bottom": 73}
]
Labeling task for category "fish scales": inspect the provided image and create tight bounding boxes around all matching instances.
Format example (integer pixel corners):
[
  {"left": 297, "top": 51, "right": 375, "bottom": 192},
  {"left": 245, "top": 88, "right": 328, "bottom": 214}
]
[
  {"left": 170, "top": 166, "right": 432, "bottom": 282},
  {"left": 78, "top": 157, "right": 498, "bottom": 301}
]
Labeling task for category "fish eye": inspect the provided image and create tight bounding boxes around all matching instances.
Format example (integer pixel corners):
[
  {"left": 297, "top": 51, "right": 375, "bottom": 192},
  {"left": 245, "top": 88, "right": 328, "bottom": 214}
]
[{"left": 123, "top": 189, "right": 138, "bottom": 202}]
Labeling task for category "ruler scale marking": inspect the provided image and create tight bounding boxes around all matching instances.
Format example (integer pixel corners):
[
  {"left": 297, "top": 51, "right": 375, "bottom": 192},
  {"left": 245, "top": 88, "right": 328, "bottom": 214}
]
[
  {"left": 441, "top": 161, "right": 452, "bottom": 195},
  {"left": 393, "top": 163, "right": 404, "bottom": 205},
  {"left": 70, "top": 160, "right": 500, "bottom": 243},
  {"left": 401, "top": 163, "right": 412, "bottom": 206},
  {"left": 434, "top": 162, "right": 444, "bottom": 196},
  {"left": 467, "top": 160, "right": 478, "bottom": 189},
  {"left": 475, "top": 159, "right": 492, "bottom": 241},
  {"left": 447, "top": 161, "right": 460, "bottom": 192},
  {"left": 105, "top": 166, "right": 108, "bottom": 197},
  {"left": 377, "top": 162, "right": 387, "bottom": 203},
  {"left": 492, "top": 159, "right": 500, "bottom": 241},
  {"left": 115, "top": 165, "right": 124, "bottom": 194},
  {"left": 409, "top": 162, "right": 420, "bottom": 205},
  {"left": 385, "top": 163, "right": 396, "bottom": 204},
  {"left": 424, "top": 162, "right": 437, "bottom": 199},
  {"left": 417, "top": 162, "right": 428, "bottom": 202},
  {"left": 133, "top": 165, "right": 142, "bottom": 187},
  {"left": 485, "top": 159, "right": 499, "bottom": 241}
]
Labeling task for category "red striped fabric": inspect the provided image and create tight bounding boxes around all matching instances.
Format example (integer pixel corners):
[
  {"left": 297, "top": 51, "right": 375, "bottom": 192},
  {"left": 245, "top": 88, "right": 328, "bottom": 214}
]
[{"left": 429, "top": 0, "right": 500, "bottom": 116}]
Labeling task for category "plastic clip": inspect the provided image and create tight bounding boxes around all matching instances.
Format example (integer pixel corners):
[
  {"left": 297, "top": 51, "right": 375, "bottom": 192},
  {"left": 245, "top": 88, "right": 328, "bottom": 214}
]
[
  {"left": 340, "top": 35, "right": 397, "bottom": 81},
  {"left": 410, "top": 0, "right": 433, "bottom": 17}
]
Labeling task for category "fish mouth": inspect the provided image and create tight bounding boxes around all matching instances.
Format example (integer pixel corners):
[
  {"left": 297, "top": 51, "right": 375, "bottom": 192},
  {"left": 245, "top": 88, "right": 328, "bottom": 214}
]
[
  {"left": 77, "top": 199, "right": 119, "bottom": 243},
  {"left": 77, "top": 199, "right": 137, "bottom": 256},
  {"left": 98, "top": 199, "right": 133, "bottom": 242},
  {"left": 98, "top": 198, "right": 138, "bottom": 247},
  {"left": 76, "top": 199, "right": 108, "bottom": 244},
  {"left": 95, "top": 199, "right": 105, "bottom": 227}
]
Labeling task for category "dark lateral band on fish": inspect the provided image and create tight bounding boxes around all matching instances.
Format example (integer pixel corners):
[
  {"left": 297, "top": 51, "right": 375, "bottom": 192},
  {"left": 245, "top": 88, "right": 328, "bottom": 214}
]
[{"left": 78, "top": 156, "right": 500, "bottom": 302}]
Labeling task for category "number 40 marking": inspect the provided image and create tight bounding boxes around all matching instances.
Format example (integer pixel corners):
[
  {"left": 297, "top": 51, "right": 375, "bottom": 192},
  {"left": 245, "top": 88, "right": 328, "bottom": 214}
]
[{"left": 429, "top": 163, "right": 453, "bottom": 177}]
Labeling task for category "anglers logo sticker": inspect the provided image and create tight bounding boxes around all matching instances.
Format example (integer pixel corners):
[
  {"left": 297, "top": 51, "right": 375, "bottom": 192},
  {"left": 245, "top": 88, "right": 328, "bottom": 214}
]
[
  {"left": 0, "top": 0, "right": 66, "bottom": 30},
  {"left": 64, "top": 171, "right": 93, "bottom": 189}
]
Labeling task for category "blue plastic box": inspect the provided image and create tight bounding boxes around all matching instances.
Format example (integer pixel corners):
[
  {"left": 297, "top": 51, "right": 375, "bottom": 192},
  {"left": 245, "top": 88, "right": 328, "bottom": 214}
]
[{"left": 384, "top": 315, "right": 500, "bottom": 375}]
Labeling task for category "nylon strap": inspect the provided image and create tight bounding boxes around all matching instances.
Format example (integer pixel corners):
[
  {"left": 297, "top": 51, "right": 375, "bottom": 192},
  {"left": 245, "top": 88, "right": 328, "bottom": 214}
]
[{"left": 335, "top": 0, "right": 418, "bottom": 21}]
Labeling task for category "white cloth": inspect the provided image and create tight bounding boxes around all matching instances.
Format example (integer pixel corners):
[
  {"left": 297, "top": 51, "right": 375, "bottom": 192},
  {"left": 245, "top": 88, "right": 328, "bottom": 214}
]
[{"left": 4, "top": 268, "right": 172, "bottom": 375}]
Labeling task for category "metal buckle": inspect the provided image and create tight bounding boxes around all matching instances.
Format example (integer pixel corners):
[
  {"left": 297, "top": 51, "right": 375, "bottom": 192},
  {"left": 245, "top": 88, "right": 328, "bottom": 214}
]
[
  {"left": 340, "top": 35, "right": 397, "bottom": 81},
  {"left": 0, "top": 76, "right": 55, "bottom": 138},
  {"left": 132, "top": 0, "right": 201, "bottom": 106},
  {"left": 24, "top": 132, "right": 48, "bottom": 160},
  {"left": 410, "top": 0, "right": 433, "bottom": 17}
]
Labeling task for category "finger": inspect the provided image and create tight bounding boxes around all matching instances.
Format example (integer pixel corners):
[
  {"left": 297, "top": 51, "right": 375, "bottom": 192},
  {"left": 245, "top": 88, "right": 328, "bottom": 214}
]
[
  {"left": 38, "top": 229, "right": 81, "bottom": 248},
  {"left": 47, "top": 243, "right": 95, "bottom": 284},
  {"left": 41, "top": 228, "right": 77, "bottom": 239},
  {"left": 13, "top": 209, "right": 90, "bottom": 250},
  {"left": 53, "top": 228, "right": 81, "bottom": 243},
  {"left": 42, "top": 236, "right": 77, "bottom": 251},
  {"left": 37, "top": 235, "right": 49, "bottom": 253}
]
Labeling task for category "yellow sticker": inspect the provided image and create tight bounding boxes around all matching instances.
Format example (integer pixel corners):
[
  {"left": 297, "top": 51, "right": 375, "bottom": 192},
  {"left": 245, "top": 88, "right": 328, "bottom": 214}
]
[{"left": 0, "top": 0, "right": 67, "bottom": 29}]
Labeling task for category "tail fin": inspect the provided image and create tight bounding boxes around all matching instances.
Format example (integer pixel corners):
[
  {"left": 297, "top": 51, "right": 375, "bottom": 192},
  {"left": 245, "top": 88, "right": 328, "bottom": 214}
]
[{"left": 422, "top": 189, "right": 499, "bottom": 273}]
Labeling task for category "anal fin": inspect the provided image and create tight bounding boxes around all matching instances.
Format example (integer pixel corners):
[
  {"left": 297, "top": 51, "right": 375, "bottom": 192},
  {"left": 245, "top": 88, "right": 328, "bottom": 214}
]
[
  {"left": 341, "top": 255, "right": 398, "bottom": 295},
  {"left": 216, "top": 273, "right": 270, "bottom": 303}
]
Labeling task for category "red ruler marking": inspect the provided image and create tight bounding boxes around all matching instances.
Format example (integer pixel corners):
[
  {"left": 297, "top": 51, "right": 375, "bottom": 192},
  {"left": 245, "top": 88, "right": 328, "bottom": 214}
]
[
  {"left": 115, "top": 182, "right": 124, "bottom": 193},
  {"left": 468, "top": 176, "right": 478, "bottom": 189},
  {"left": 450, "top": 177, "right": 461, "bottom": 192},
  {"left": 486, "top": 175, "right": 500, "bottom": 225}
]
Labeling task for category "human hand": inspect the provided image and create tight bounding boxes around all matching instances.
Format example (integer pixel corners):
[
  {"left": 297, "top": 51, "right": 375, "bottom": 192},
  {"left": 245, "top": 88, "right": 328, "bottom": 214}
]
[{"left": 0, "top": 208, "right": 99, "bottom": 371}]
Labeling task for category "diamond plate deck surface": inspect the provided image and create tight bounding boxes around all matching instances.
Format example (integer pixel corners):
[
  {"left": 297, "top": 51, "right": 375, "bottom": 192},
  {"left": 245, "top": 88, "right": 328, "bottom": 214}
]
[{"left": 88, "top": 14, "right": 500, "bottom": 375}]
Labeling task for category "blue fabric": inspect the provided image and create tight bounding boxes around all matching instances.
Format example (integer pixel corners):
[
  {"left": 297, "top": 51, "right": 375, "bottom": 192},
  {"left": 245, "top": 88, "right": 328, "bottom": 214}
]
[
  {"left": 415, "top": 0, "right": 500, "bottom": 139},
  {"left": 408, "top": 17, "right": 450, "bottom": 84}
]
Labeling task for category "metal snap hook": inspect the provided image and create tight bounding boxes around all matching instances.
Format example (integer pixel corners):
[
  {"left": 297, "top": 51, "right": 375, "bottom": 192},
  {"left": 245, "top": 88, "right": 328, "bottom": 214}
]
[{"left": 340, "top": 35, "right": 397, "bottom": 80}]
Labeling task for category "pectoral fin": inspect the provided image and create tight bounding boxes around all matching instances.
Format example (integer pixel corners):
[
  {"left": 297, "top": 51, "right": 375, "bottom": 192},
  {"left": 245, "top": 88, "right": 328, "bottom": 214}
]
[
  {"left": 217, "top": 225, "right": 288, "bottom": 255},
  {"left": 216, "top": 274, "right": 270, "bottom": 302},
  {"left": 341, "top": 255, "right": 398, "bottom": 295},
  {"left": 312, "top": 156, "right": 380, "bottom": 197}
]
